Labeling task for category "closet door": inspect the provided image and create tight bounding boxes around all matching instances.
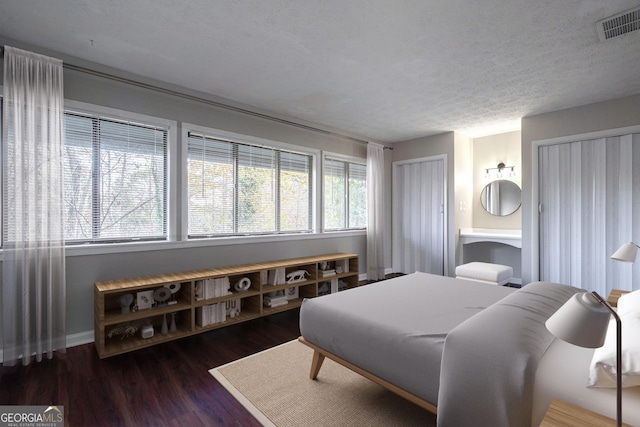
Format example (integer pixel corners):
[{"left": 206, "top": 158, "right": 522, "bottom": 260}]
[
  {"left": 392, "top": 157, "right": 445, "bottom": 275},
  {"left": 538, "top": 133, "right": 640, "bottom": 295}
]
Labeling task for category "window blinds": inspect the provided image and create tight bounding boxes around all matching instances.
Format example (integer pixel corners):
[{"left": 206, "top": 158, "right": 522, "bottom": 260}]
[
  {"left": 324, "top": 158, "right": 366, "bottom": 230},
  {"left": 187, "top": 132, "right": 312, "bottom": 237},
  {"left": 63, "top": 112, "right": 167, "bottom": 242}
]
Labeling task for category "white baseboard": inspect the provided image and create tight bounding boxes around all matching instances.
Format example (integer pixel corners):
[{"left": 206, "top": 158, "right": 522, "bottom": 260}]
[
  {"left": 67, "top": 330, "right": 95, "bottom": 348},
  {"left": 0, "top": 330, "right": 94, "bottom": 363}
]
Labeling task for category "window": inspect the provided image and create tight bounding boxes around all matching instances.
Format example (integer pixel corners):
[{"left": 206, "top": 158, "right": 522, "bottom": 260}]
[
  {"left": 187, "top": 132, "right": 313, "bottom": 237},
  {"left": 324, "top": 157, "right": 366, "bottom": 230},
  {"left": 63, "top": 112, "right": 168, "bottom": 243}
]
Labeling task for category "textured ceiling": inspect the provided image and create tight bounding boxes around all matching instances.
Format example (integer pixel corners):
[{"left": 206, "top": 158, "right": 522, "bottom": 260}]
[{"left": 1, "top": 0, "right": 639, "bottom": 142}]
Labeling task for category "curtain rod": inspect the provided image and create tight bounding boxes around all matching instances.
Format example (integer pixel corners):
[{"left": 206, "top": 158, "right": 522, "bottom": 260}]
[{"left": 1, "top": 45, "right": 391, "bottom": 150}]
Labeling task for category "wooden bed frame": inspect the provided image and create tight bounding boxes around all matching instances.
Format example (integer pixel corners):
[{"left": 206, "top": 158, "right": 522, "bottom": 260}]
[{"left": 298, "top": 336, "right": 438, "bottom": 415}]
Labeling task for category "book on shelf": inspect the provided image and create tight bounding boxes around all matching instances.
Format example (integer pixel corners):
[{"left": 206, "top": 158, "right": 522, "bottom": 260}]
[
  {"left": 196, "top": 302, "right": 228, "bottom": 327},
  {"left": 320, "top": 269, "right": 336, "bottom": 277},
  {"left": 264, "top": 299, "right": 288, "bottom": 308},
  {"left": 266, "top": 268, "right": 286, "bottom": 285},
  {"left": 196, "top": 277, "right": 232, "bottom": 301},
  {"left": 263, "top": 294, "right": 288, "bottom": 307}
]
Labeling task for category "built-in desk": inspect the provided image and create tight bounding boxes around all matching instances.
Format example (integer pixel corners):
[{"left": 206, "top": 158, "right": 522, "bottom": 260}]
[
  {"left": 459, "top": 228, "right": 522, "bottom": 248},
  {"left": 459, "top": 228, "right": 522, "bottom": 284}
]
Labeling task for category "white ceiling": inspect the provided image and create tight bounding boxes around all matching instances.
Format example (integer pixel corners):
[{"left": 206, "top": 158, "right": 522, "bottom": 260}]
[{"left": 1, "top": 0, "right": 639, "bottom": 142}]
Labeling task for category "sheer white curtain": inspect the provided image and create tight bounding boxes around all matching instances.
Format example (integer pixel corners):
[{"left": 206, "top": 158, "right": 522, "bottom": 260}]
[
  {"left": 2, "top": 46, "right": 66, "bottom": 366},
  {"left": 366, "top": 142, "right": 385, "bottom": 281},
  {"left": 539, "top": 133, "right": 640, "bottom": 296},
  {"left": 392, "top": 157, "right": 445, "bottom": 275}
]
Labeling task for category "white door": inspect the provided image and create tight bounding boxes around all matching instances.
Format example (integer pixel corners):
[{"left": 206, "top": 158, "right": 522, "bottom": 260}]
[
  {"left": 392, "top": 156, "right": 446, "bottom": 275},
  {"left": 538, "top": 133, "right": 640, "bottom": 295}
]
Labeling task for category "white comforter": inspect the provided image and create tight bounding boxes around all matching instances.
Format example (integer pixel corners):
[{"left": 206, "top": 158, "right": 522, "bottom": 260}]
[{"left": 437, "top": 281, "right": 580, "bottom": 427}]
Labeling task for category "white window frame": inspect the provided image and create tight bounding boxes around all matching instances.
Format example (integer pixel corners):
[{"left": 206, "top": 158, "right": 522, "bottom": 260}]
[
  {"left": 322, "top": 151, "right": 367, "bottom": 232},
  {"left": 181, "top": 123, "right": 320, "bottom": 240},
  {"left": 63, "top": 100, "right": 178, "bottom": 243}
]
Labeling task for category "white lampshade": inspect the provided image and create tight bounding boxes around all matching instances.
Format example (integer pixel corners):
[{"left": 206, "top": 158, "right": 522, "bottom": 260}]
[
  {"left": 611, "top": 242, "right": 639, "bottom": 263},
  {"left": 545, "top": 292, "right": 611, "bottom": 348}
]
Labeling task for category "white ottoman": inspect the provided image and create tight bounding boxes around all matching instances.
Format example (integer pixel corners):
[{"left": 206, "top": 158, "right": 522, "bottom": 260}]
[{"left": 455, "top": 262, "right": 513, "bottom": 286}]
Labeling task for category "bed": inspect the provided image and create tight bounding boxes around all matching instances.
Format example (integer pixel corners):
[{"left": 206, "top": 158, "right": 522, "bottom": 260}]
[{"left": 299, "top": 272, "right": 640, "bottom": 426}]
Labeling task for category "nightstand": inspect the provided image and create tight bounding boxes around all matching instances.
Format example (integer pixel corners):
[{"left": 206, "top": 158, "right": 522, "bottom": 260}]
[
  {"left": 540, "top": 399, "right": 631, "bottom": 427},
  {"left": 608, "top": 288, "right": 630, "bottom": 307}
]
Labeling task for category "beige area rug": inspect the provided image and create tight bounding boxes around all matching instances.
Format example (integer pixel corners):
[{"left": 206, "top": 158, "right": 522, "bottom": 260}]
[{"left": 209, "top": 340, "right": 437, "bottom": 426}]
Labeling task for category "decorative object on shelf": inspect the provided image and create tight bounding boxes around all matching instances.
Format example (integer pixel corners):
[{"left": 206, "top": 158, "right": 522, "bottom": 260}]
[
  {"left": 338, "top": 280, "right": 349, "bottom": 292},
  {"left": 546, "top": 292, "right": 622, "bottom": 427},
  {"left": 226, "top": 299, "right": 241, "bottom": 318},
  {"left": 136, "top": 290, "right": 155, "bottom": 310},
  {"left": 154, "top": 286, "right": 171, "bottom": 307},
  {"left": 318, "top": 282, "right": 330, "bottom": 296},
  {"left": 336, "top": 265, "right": 343, "bottom": 274},
  {"left": 140, "top": 324, "right": 154, "bottom": 339},
  {"left": 195, "top": 280, "right": 204, "bottom": 301},
  {"left": 319, "top": 261, "right": 336, "bottom": 277},
  {"left": 168, "top": 283, "right": 181, "bottom": 304},
  {"left": 234, "top": 277, "right": 252, "bottom": 292},
  {"left": 118, "top": 293, "right": 134, "bottom": 314},
  {"left": 285, "top": 286, "right": 299, "bottom": 300},
  {"left": 107, "top": 323, "right": 138, "bottom": 340},
  {"left": 161, "top": 314, "right": 169, "bottom": 334},
  {"left": 286, "top": 270, "right": 309, "bottom": 284},
  {"left": 169, "top": 313, "right": 177, "bottom": 332}
]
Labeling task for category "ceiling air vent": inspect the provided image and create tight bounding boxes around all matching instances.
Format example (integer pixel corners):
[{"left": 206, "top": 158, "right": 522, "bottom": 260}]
[{"left": 597, "top": 6, "right": 640, "bottom": 41}]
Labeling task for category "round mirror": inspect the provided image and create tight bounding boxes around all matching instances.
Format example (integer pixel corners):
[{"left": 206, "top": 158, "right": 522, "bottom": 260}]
[{"left": 480, "top": 180, "right": 521, "bottom": 216}]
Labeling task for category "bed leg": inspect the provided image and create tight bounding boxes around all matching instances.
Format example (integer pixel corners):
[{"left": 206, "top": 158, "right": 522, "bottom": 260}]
[{"left": 309, "top": 350, "right": 325, "bottom": 380}]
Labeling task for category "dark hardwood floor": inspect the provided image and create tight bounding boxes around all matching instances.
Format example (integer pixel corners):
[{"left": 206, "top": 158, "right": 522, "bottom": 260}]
[{"left": 0, "top": 309, "right": 301, "bottom": 427}]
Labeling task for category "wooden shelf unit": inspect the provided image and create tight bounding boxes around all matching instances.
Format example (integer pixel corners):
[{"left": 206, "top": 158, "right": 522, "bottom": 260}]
[{"left": 94, "top": 253, "right": 359, "bottom": 358}]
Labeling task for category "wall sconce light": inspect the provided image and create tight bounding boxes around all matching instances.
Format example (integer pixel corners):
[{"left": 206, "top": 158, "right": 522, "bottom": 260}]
[{"left": 485, "top": 162, "right": 516, "bottom": 179}]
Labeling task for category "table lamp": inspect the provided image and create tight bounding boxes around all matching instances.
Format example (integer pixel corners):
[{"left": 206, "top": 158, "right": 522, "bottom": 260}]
[{"left": 611, "top": 242, "right": 639, "bottom": 263}]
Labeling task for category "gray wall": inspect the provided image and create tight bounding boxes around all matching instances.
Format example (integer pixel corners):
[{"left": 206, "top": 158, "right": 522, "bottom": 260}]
[
  {"left": 521, "top": 94, "right": 640, "bottom": 284},
  {"left": 1, "top": 38, "right": 377, "bottom": 340}
]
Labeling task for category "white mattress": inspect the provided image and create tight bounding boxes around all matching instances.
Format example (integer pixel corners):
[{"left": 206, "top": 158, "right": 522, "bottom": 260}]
[
  {"left": 299, "top": 272, "right": 515, "bottom": 404},
  {"left": 532, "top": 337, "right": 640, "bottom": 426}
]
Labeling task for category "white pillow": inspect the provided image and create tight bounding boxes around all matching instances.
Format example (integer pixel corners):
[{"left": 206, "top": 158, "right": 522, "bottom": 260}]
[
  {"left": 588, "top": 309, "right": 640, "bottom": 388},
  {"left": 617, "top": 289, "right": 640, "bottom": 316}
]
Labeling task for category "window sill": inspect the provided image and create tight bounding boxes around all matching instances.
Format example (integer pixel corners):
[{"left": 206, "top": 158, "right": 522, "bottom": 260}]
[{"left": 37, "top": 229, "right": 366, "bottom": 257}]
